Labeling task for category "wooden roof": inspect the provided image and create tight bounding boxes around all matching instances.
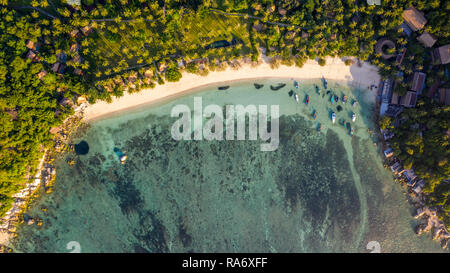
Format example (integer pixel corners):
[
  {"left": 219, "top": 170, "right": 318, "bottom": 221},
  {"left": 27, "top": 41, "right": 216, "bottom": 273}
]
[
  {"left": 402, "top": 6, "right": 427, "bottom": 31},
  {"left": 417, "top": 32, "right": 437, "bottom": 47}
]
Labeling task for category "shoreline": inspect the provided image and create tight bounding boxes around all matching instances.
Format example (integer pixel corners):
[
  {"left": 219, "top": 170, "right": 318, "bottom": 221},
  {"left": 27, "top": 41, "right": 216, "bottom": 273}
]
[
  {"left": 1, "top": 56, "right": 381, "bottom": 250},
  {"left": 84, "top": 57, "right": 380, "bottom": 122}
]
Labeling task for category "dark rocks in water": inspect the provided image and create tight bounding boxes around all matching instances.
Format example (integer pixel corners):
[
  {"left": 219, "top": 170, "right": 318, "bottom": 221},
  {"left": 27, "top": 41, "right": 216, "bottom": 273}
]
[
  {"left": 337, "top": 105, "right": 343, "bottom": 112},
  {"left": 254, "top": 83, "right": 264, "bottom": 89},
  {"left": 326, "top": 90, "right": 331, "bottom": 95},
  {"left": 288, "top": 90, "right": 294, "bottom": 97},
  {"left": 270, "top": 83, "right": 286, "bottom": 91},
  {"left": 218, "top": 86, "right": 230, "bottom": 90},
  {"left": 74, "top": 140, "right": 89, "bottom": 155}
]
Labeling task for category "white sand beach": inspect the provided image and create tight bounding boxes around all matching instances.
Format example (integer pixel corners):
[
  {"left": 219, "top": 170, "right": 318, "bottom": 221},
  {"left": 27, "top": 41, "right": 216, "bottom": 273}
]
[{"left": 83, "top": 57, "right": 380, "bottom": 121}]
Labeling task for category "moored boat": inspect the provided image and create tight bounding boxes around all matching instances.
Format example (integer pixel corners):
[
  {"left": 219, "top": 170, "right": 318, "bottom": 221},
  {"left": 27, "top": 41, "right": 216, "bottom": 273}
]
[
  {"left": 305, "top": 95, "right": 309, "bottom": 105},
  {"left": 294, "top": 80, "right": 299, "bottom": 89},
  {"left": 294, "top": 92, "right": 299, "bottom": 103},
  {"left": 331, "top": 112, "right": 336, "bottom": 124},
  {"left": 312, "top": 110, "right": 317, "bottom": 119},
  {"left": 352, "top": 113, "right": 356, "bottom": 122}
]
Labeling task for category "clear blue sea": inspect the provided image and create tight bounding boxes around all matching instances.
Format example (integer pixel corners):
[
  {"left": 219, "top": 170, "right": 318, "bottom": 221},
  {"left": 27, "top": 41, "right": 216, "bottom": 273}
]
[{"left": 11, "top": 79, "right": 446, "bottom": 252}]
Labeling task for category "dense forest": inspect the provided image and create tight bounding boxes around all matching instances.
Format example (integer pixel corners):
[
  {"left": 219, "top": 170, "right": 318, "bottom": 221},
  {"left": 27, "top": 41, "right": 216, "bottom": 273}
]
[{"left": 0, "top": 0, "right": 449, "bottom": 225}]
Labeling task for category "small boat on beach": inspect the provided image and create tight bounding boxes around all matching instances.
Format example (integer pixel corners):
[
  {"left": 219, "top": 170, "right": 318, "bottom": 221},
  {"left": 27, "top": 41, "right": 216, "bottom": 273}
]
[
  {"left": 322, "top": 77, "right": 327, "bottom": 89},
  {"left": 270, "top": 83, "right": 286, "bottom": 91},
  {"left": 254, "top": 83, "right": 264, "bottom": 89},
  {"left": 331, "top": 112, "right": 336, "bottom": 124},
  {"left": 352, "top": 113, "right": 356, "bottom": 122}
]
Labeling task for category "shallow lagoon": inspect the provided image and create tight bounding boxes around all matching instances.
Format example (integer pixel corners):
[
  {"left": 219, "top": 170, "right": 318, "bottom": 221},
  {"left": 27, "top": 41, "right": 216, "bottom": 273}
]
[{"left": 12, "top": 79, "right": 446, "bottom": 252}]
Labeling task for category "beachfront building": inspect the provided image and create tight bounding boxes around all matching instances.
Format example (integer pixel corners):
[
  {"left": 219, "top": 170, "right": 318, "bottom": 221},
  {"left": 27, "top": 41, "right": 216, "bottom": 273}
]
[
  {"left": 402, "top": 6, "right": 427, "bottom": 32},
  {"left": 367, "top": 0, "right": 381, "bottom": 5},
  {"left": 391, "top": 162, "right": 405, "bottom": 175},
  {"left": 384, "top": 148, "right": 394, "bottom": 158},
  {"left": 410, "top": 72, "right": 426, "bottom": 94},
  {"left": 413, "top": 180, "right": 426, "bottom": 194},
  {"left": 399, "top": 91, "right": 417, "bottom": 108},
  {"left": 438, "top": 88, "right": 450, "bottom": 106},
  {"left": 432, "top": 44, "right": 450, "bottom": 65},
  {"left": 403, "top": 169, "right": 418, "bottom": 183},
  {"left": 379, "top": 79, "right": 393, "bottom": 115},
  {"left": 417, "top": 32, "right": 437, "bottom": 48}
]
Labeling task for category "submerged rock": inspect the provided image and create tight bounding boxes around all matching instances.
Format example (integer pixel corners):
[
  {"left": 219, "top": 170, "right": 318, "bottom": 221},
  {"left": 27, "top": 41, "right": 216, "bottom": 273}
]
[
  {"left": 74, "top": 140, "right": 89, "bottom": 155},
  {"left": 218, "top": 86, "right": 230, "bottom": 90},
  {"left": 270, "top": 83, "right": 286, "bottom": 91},
  {"left": 254, "top": 83, "right": 264, "bottom": 89}
]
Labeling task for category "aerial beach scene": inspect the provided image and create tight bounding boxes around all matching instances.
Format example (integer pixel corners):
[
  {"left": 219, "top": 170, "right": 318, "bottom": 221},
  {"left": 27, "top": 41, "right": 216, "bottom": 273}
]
[{"left": 0, "top": 0, "right": 449, "bottom": 256}]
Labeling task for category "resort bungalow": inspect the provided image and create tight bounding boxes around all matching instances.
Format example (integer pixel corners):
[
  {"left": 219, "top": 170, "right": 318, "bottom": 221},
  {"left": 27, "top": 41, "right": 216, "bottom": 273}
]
[
  {"left": 413, "top": 180, "right": 426, "bottom": 194},
  {"left": 51, "top": 62, "right": 66, "bottom": 74},
  {"left": 432, "top": 44, "right": 450, "bottom": 65},
  {"left": 438, "top": 88, "right": 450, "bottom": 105},
  {"left": 81, "top": 25, "right": 93, "bottom": 36},
  {"left": 70, "top": 29, "right": 81, "bottom": 39},
  {"left": 384, "top": 148, "right": 394, "bottom": 158},
  {"left": 399, "top": 91, "right": 417, "bottom": 108},
  {"left": 367, "top": 0, "right": 381, "bottom": 5},
  {"left": 410, "top": 72, "right": 426, "bottom": 94},
  {"left": 391, "top": 92, "right": 399, "bottom": 105},
  {"left": 403, "top": 169, "right": 417, "bottom": 182},
  {"left": 70, "top": 43, "right": 81, "bottom": 53},
  {"left": 26, "top": 50, "right": 38, "bottom": 62},
  {"left": 379, "top": 79, "right": 393, "bottom": 115},
  {"left": 59, "top": 97, "right": 74, "bottom": 108},
  {"left": 26, "top": 40, "right": 41, "bottom": 51},
  {"left": 402, "top": 6, "right": 427, "bottom": 32},
  {"left": 391, "top": 162, "right": 405, "bottom": 175},
  {"left": 37, "top": 70, "right": 47, "bottom": 80},
  {"left": 417, "top": 32, "right": 437, "bottom": 47}
]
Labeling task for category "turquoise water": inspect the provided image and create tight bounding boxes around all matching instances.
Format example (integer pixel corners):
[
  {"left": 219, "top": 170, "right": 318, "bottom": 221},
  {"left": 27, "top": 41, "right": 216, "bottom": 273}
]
[{"left": 11, "top": 79, "right": 446, "bottom": 252}]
